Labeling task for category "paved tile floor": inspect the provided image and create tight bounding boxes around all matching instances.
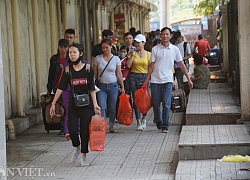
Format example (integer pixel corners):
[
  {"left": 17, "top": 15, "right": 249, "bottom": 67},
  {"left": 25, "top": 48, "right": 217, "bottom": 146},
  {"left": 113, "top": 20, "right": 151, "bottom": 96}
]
[
  {"left": 6, "top": 109, "right": 183, "bottom": 180},
  {"left": 187, "top": 83, "right": 241, "bottom": 115},
  {"left": 180, "top": 125, "right": 250, "bottom": 145},
  {"left": 176, "top": 159, "right": 250, "bottom": 180}
]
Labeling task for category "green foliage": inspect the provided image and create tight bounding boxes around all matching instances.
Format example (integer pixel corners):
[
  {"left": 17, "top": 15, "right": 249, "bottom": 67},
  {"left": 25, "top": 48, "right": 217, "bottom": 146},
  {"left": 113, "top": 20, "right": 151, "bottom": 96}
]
[
  {"left": 149, "top": 0, "right": 160, "bottom": 22},
  {"left": 194, "top": 0, "right": 220, "bottom": 16},
  {"left": 149, "top": 0, "right": 227, "bottom": 24},
  {"left": 170, "top": 0, "right": 199, "bottom": 24}
]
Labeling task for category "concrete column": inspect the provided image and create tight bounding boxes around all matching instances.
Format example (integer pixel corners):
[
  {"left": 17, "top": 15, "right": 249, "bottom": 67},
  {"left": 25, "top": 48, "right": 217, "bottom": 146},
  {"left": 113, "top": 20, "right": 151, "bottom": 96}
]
[
  {"left": 110, "top": 10, "right": 114, "bottom": 31},
  {"left": 206, "top": 14, "right": 217, "bottom": 47},
  {"left": 140, "top": 10, "right": 144, "bottom": 33},
  {"left": 0, "top": 22, "right": 7, "bottom": 180},
  {"left": 31, "top": 0, "right": 41, "bottom": 106},
  {"left": 145, "top": 13, "right": 150, "bottom": 31},
  {"left": 127, "top": 5, "right": 135, "bottom": 30},
  {"left": 124, "top": 4, "right": 128, "bottom": 32},
  {"left": 57, "top": 0, "right": 63, "bottom": 39},
  {"left": 61, "top": 0, "right": 68, "bottom": 32},
  {"left": 83, "top": 0, "right": 91, "bottom": 61},
  {"left": 219, "top": 5, "right": 229, "bottom": 73},
  {"left": 92, "top": 2, "right": 98, "bottom": 45},
  {"left": 11, "top": 0, "right": 25, "bottom": 116},
  {"left": 238, "top": 0, "right": 250, "bottom": 121},
  {"left": 49, "top": 0, "right": 57, "bottom": 55},
  {"left": 160, "top": 0, "right": 170, "bottom": 28}
]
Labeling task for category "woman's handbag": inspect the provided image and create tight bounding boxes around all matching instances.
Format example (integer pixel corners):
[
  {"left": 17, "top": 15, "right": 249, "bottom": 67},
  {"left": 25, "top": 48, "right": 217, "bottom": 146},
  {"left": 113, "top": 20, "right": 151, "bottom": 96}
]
[
  {"left": 121, "top": 57, "right": 131, "bottom": 79},
  {"left": 45, "top": 103, "right": 64, "bottom": 124},
  {"left": 89, "top": 114, "right": 106, "bottom": 151},
  {"left": 67, "top": 65, "right": 91, "bottom": 107},
  {"left": 74, "top": 93, "right": 90, "bottom": 107}
]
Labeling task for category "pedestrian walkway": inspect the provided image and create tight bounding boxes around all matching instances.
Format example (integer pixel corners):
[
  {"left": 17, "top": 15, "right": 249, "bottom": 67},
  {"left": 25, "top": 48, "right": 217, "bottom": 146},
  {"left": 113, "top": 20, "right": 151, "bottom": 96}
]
[
  {"left": 186, "top": 83, "right": 241, "bottom": 125},
  {"left": 6, "top": 109, "right": 184, "bottom": 180}
]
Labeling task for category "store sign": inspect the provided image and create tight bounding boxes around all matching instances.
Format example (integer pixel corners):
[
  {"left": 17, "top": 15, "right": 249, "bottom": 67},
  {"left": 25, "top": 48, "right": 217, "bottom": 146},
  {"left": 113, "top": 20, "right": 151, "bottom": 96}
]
[
  {"left": 114, "top": 13, "right": 125, "bottom": 44},
  {"left": 172, "top": 24, "right": 203, "bottom": 39},
  {"left": 150, "top": 21, "right": 160, "bottom": 31},
  {"left": 114, "top": 13, "right": 125, "bottom": 23},
  {"left": 201, "top": 16, "right": 208, "bottom": 30}
]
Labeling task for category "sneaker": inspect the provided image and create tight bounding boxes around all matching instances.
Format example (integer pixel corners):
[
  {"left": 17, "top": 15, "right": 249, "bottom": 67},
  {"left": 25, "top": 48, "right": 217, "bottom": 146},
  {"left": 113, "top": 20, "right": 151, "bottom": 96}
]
[
  {"left": 141, "top": 119, "right": 147, "bottom": 129},
  {"left": 71, "top": 148, "right": 81, "bottom": 163},
  {"left": 156, "top": 122, "right": 162, "bottom": 130},
  {"left": 162, "top": 128, "right": 168, "bottom": 133},
  {"left": 80, "top": 156, "right": 89, "bottom": 166},
  {"left": 136, "top": 124, "right": 143, "bottom": 131}
]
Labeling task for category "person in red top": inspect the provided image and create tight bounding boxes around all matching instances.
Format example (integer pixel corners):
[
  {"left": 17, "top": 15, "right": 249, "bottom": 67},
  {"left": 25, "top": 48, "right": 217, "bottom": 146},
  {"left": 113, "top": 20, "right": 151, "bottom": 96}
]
[
  {"left": 194, "top": 34, "right": 210, "bottom": 57},
  {"left": 47, "top": 39, "right": 69, "bottom": 135}
]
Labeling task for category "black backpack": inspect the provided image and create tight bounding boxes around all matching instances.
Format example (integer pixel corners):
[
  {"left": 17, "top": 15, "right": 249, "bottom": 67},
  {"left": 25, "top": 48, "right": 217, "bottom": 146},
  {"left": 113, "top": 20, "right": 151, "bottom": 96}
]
[{"left": 183, "top": 42, "right": 187, "bottom": 55}]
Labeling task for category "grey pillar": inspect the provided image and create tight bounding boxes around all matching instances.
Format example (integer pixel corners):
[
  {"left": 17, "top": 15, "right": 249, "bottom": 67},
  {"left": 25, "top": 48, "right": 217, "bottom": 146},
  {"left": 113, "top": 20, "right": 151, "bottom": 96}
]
[
  {"left": 219, "top": 5, "right": 229, "bottom": 73},
  {"left": 206, "top": 14, "right": 218, "bottom": 48},
  {"left": 0, "top": 22, "right": 7, "bottom": 180},
  {"left": 238, "top": 0, "right": 250, "bottom": 121}
]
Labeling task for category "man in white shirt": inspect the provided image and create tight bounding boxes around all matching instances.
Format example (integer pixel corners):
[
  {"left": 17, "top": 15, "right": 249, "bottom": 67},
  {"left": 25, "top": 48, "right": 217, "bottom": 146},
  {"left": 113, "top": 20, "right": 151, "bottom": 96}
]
[
  {"left": 144, "top": 27, "right": 193, "bottom": 133},
  {"left": 173, "top": 31, "right": 192, "bottom": 89}
]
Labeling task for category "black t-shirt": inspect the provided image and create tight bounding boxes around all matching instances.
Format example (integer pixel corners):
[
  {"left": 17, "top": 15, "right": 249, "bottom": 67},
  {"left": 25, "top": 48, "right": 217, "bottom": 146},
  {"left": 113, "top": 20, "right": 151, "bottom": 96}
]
[{"left": 58, "top": 64, "right": 95, "bottom": 106}]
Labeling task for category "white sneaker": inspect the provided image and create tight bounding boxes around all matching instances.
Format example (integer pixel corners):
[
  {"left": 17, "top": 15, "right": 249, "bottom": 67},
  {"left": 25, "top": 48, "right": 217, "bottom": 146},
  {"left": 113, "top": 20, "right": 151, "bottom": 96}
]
[
  {"left": 137, "top": 124, "right": 143, "bottom": 131},
  {"left": 71, "top": 148, "right": 81, "bottom": 163},
  {"left": 80, "top": 156, "right": 89, "bottom": 166},
  {"left": 141, "top": 119, "right": 146, "bottom": 129}
]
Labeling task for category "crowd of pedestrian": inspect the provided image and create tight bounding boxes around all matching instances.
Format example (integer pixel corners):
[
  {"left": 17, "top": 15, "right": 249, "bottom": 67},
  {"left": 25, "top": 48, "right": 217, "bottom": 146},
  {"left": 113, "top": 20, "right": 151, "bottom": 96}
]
[{"left": 46, "top": 26, "right": 213, "bottom": 166}]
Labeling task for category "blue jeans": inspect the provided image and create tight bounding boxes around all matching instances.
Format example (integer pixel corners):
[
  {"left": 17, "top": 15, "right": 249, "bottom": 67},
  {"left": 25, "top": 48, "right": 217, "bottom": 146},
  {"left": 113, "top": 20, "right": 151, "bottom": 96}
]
[
  {"left": 174, "top": 68, "right": 184, "bottom": 89},
  {"left": 129, "top": 72, "right": 147, "bottom": 120},
  {"left": 150, "top": 83, "right": 172, "bottom": 129},
  {"left": 184, "top": 60, "right": 190, "bottom": 72},
  {"left": 97, "top": 82, "right": 118, "bottom": 126}
]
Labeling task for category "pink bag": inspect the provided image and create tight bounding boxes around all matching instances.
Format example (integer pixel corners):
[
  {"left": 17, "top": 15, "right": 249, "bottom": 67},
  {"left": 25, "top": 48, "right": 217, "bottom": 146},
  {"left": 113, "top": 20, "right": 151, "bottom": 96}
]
[{"left": 121, "top": 57, "right": 131, "bottom": 79}]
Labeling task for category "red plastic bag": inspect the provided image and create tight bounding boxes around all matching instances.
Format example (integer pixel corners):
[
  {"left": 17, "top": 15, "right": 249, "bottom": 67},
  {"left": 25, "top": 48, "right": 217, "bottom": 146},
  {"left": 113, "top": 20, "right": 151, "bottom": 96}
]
[
  {"left": 89, "top": 115, "right": 106, "bottom": 151},
  {"left": 121, "top": 57, "right": 131, "bottom": 79},
  {"left": 117, "top": 93, "right": 133, "bottom": 126},
  {"left": 134, "top": 84, "right": 152, "bottom": 114}
]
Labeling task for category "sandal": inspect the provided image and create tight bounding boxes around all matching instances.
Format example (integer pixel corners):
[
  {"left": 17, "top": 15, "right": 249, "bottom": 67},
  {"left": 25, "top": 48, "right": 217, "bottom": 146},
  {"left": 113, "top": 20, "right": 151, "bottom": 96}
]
[{"left": 109, "top": 126, "right": 115, "bottom": 133}]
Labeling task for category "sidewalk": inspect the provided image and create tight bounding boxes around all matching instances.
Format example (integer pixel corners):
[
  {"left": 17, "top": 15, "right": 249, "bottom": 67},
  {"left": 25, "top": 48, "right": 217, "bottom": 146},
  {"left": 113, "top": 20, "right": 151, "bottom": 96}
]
[{"left": 6, "top": 109, "right": 184, "bottom": 180}]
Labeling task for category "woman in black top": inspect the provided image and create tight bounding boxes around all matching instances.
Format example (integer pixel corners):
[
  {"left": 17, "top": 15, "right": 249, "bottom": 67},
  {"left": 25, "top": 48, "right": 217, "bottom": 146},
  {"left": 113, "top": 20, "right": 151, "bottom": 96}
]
[{"left": 50, "top": 43, "right": 101, "bottom": 166}]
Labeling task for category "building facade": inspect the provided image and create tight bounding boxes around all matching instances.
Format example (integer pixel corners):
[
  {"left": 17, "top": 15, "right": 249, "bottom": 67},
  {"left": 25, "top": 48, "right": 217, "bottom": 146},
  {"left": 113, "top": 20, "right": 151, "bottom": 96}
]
[{"left": 0, "top": 0, "right": 156, "bottom": 118}]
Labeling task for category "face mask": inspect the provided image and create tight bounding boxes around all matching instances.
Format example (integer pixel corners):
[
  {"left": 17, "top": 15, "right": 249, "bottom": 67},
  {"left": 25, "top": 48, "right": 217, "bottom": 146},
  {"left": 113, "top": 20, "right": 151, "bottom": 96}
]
[
  {"left": 156, "top": 36, "right": 161, "bottom": 40},
  {"left": 120, "top": 52, "right": 127, "bottom": 59},
  {"left": 70, "top": 57, "right": 81, "bottom": 65}
]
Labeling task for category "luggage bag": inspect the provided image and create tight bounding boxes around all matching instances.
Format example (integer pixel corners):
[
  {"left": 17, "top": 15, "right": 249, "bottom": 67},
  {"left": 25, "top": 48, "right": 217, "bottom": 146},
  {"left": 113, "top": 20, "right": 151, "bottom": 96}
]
[
  {"left": 40, "top": 94, "right": 61, "bottom": 133},
  {"left": 171, "top": 88, "right": 186, "bottom": 113}
]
